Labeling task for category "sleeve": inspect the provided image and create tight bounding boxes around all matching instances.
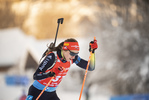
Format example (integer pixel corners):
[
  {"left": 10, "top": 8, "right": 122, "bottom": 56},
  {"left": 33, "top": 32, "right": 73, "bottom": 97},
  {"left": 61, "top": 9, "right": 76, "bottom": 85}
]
[
  {"left": 73, "top": 53, "right": 95, "bottom": 71},
  {"left": 33, "top": 53, "right": 55, "bottom": 80}
]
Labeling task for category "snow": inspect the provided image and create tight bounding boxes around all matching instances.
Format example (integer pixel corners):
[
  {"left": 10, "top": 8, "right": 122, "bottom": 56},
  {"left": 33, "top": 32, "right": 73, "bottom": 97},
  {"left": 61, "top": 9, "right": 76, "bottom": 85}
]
[
  {"left": 0, "top": 85, "right": 109, "bottom": 100},
  {"left": 0, "top": 28, "right": 27, "bottom": 66}
]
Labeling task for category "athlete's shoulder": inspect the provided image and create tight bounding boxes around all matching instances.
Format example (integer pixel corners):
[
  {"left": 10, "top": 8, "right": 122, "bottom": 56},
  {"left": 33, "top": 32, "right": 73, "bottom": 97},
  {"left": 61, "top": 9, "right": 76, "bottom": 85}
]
[
  {"left": 38, "top": 52, "right": 56, "bottom": 71},
  {"left": 46, "top": 52, "right": 55, "bottom": 59}
]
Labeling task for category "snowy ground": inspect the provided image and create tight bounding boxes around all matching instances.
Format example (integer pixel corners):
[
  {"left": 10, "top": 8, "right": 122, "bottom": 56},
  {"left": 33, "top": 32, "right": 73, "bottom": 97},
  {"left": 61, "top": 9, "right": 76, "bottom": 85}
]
[
  {"left": 0, "top": 84, "right": 109, "bottom": 100},
  {"left": 0, "top": 71, "right": 110, "bottom": 100},
  {"left": 0, "top": 73, "right": 109, "bottom": 100}
]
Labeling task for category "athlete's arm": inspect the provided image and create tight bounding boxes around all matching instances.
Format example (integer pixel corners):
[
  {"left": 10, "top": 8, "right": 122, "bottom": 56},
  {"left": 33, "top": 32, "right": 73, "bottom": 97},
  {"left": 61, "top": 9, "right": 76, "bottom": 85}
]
[
  {"left": 33, "top": 53, "right": 55, "bottom": 80},
  {"left": 73, "top": 54, "right": 95, "bottom": 71},
  {"left": 74, "top": 39, "right": 97, "bottom": 71}
]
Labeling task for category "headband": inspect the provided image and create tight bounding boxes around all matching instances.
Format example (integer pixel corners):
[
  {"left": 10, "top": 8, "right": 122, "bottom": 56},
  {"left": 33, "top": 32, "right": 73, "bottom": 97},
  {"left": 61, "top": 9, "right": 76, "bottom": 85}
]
[{"left": 63, "top": 42, "right": 79, "bottom": 51}]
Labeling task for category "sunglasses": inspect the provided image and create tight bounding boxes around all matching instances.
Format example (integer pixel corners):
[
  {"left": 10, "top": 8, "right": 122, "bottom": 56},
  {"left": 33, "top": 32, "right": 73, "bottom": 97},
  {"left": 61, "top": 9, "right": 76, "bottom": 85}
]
[{"left": 68, "top": 49, "right": 79, "bottom": 56}]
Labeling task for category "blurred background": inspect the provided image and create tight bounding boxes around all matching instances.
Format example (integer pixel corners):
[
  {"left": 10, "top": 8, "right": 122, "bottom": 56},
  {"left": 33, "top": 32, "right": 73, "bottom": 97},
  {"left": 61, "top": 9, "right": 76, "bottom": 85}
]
[{"left": 0, "top": 0, "right": 149, "bottom": 100}]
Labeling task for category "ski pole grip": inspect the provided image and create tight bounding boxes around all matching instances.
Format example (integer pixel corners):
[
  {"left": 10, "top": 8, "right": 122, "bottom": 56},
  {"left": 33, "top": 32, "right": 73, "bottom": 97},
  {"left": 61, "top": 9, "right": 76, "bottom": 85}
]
[{"left": 94, "top": 36, "right": 96, "bottom": 41}]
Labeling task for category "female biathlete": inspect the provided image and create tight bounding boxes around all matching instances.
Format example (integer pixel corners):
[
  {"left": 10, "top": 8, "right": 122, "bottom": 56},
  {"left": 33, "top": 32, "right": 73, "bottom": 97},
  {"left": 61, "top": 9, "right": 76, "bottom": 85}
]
[{"left": 26, "top": 38, "right": 98, "bottom": 100}]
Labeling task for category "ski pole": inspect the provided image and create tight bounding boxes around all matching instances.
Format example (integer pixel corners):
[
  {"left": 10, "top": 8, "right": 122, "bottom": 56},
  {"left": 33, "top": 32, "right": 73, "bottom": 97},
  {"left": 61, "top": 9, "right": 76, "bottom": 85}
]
[
  {"left": 36, "top": 77, "right": 54, "bottom": 100},
  {"left": 36, "top": 67, "right": 66, "bottom": 100},
  {"left": 79, "top": 37, "right": 96, "bottom": 100}
]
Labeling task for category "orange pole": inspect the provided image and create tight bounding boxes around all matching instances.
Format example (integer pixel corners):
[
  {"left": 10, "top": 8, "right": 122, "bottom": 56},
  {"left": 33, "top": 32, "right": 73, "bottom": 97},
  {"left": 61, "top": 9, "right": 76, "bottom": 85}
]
[
  {"left": 79, "top": 37, "right": 96, "bottom": 100},
  {"left": 36, "top": 67, "right": 66, "bottom": 100},
  {"left": 36, "top": 77, "right": 54, "bottom": 100},
  {"left": 79, "top": 51, "right": 92, "bottom": 100}
]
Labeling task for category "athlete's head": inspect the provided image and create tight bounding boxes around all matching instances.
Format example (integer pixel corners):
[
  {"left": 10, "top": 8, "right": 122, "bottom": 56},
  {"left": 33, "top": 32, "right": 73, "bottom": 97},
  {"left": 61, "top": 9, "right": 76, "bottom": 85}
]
[
  {"left": 46, "top": 38, "right": 79, "bottom": 61},
  {"left": 62, "top": 38, "right": 79, "bottom": 61}
]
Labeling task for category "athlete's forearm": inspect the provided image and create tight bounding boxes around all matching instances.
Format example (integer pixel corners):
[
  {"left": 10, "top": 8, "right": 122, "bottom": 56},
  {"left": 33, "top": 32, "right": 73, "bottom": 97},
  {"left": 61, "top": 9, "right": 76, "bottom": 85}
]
[
  {"left": 74, "top": 54, "right": 95, "bottom": 71},
  {"left": 33, "top": 69, "right": 49, "bottom": 80},
  {"left": 76, "top": 53, "right": 95, "bottom": 71}
]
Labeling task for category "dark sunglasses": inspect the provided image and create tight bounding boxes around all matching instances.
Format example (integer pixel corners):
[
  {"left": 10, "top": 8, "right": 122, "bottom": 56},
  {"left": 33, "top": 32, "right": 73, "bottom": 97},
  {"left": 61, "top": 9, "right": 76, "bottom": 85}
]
[{"left": 68, "top": 49, "right": 79, "bottom": 56}]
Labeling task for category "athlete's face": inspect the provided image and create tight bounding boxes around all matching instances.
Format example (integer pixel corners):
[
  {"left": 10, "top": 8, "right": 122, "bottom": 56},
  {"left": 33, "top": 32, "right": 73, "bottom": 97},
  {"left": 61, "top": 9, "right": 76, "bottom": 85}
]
[{"left": 63, "top": 50, "right": 79, "bottom": 61}]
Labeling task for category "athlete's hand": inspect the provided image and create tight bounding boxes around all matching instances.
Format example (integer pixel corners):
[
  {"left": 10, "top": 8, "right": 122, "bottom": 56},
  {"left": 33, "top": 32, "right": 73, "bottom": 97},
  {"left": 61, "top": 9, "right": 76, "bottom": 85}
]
[
  {"left": 52, "top": 66, "right": 64, "bottom": 76},
  {"left": 89, "top": 39, "right": 98, "bottom": 53},
  {"left": 48, "top": 71, "right": 56, "bottom": 77}
]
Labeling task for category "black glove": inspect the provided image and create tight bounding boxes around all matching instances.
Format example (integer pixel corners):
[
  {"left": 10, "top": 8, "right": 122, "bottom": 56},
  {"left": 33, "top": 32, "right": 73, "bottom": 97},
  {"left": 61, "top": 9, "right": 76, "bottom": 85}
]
[{"left": 47, "top": 71, "right": 56, "bottom": 77}]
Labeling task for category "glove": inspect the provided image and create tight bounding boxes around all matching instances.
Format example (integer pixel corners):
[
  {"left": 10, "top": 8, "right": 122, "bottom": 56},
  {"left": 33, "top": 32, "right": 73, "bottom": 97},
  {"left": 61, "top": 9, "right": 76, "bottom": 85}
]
[
  {"left": 51, "top": 66, "right": 64, "bottom": 76},
  {"left": 89, "top": 39, "right": 98, "bottom": 53},
  {"left": 48, "top": 71, "right": 56, "bottom": 77}
]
